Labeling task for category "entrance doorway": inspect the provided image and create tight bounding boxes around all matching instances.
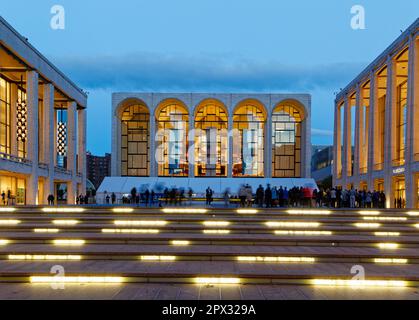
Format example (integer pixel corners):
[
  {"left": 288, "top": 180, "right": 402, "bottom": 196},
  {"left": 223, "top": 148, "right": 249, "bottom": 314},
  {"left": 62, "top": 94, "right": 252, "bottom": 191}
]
[{"left": 393, "top": 176, "right": 406, "bottom": 208}]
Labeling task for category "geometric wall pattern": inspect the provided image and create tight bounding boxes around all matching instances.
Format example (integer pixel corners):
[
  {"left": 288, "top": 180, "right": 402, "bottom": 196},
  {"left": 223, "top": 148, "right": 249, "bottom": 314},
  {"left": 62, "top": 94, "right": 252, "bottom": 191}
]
[
  {"left": 16, "top": 99, "right": 27, "bottom": 142},
  {"left": 57, "top": 121, "right": 67, "bottom": 156}
]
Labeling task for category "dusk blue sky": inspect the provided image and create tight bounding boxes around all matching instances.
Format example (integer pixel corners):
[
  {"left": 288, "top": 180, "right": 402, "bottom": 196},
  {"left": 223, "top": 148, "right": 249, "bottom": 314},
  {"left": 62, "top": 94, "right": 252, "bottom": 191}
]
[{"left": 2, "top": 1, "right": 418, "bottom": 155}]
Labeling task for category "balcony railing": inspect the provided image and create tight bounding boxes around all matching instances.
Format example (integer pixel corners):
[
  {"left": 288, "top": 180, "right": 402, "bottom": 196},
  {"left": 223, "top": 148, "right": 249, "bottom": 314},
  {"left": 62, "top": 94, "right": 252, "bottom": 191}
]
[
  {"left": 373, "top": 163, "right": 383, "bottom": 171},
  {"left": 0, "top": 152, "right": 32, "bottom": 165},
  {"left": 54, "top": 166, "right": 72, "bottom": 176},
  {"left": 359, "top": 167, "right": 368, "bottom": 175},
  {"left": 38, "top": 163, "right": 49, "bottom": 170}
]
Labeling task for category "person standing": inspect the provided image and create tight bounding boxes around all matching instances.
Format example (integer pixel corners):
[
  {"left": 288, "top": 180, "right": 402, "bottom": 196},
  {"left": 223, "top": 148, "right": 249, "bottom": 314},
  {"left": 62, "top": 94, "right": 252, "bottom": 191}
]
[
  {"left": 1, "top": 191, "right": 5, "bottom": 206},
  {"left": 264, "top": 184, "right": 272, "bottom": 208},
  {"left": 111, "top": 193, "right": 116, "bottom": 204},
  {"left": 256, "top": 185, "right": 264, "bottom": 208}
]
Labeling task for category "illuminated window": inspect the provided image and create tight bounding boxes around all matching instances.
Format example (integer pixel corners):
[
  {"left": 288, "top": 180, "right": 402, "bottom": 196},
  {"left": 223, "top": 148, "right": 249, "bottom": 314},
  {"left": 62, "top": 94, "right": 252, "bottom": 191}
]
[
  {"left": 121, "top": 104, "right": 150, "bottom": 176},
  {"left": 272, "top": 103, "right": 302, "bottom": 178},
  {"left": 194, "top": 99, "right": 228, "bottom": 177},
  {"left": 360, "top": 81, "right": 370, "bottom": 174},
  {"left": 156, "top": 100, "right": 189, "bottom": 177},
  {"left": 375, "top": 66, "right": 387, "bottom": 171},
  {"left": 232, "top": 100, "right": 265, "bottom": 177},
  {"left": 349, "top": 92, "right": 356, "bottom": 177},
  {"left": 0, "top": 77, "right": 11, "bottom": 155},
  {"left": 17, "top": 88, "right": 27, "bottom": 159}
]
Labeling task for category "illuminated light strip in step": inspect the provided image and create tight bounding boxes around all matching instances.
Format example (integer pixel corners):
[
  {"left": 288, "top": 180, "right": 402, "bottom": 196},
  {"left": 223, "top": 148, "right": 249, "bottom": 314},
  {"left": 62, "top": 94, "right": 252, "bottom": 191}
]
[
  {"left": 414, "top": 224, "right": 419, "bottom": 229},
  {"left": 266, "top": 222, "right": 320, "bottom": 228},
  {"left": 8, "top": 255, "right": 82, "bottom": 261},
  {"left": 114, "top": 220, "right": 168, "bottom": 226},
  {"left": 274, "top": 230, "right": 332, "bottom": 236},
  {"left": 287, "top": 210, "right": 331, "bottom": 215},
  {"left": 140, "top": 255, "right": 176, "bottom": 261},
  {"left": 171, "top": 240, "right": 190, "bottom": 246},
  {"left": 237, "top": 256, "right": 315, "bottom": 263},
  {"left": 203, "top": 221, "right": 230, "bottom": 227},
  {"left": 52, "top": 220, "right": 79, "bottom": 226},
  {"left": 0, "top": 220, "right": 20, "bottom": 225},
  {"left": 30, "top": 276, "right": 124, "bottom": 284},
  {"left": 311, "top": 279, "right": 408, "bottom": 287},
  {"left": 407, "top": 211, "right": 419, "bottom": 216},
  {"left": 102, "top": 229, "right": 160, "bottom": 234},
  {"left": 0, "top": 208, "right": 16, "bottom": 212},
  {"left": 0, "top": 240, "right": 10, "bottom": 245},
  {"left": 162, "top": 208, "right": 208, "bottom": 214},
  {"left": 375, "top": 232, "right": 400, "bottom": 237},
  {"left": 237, "top": 209, "right": 258, "bottom": 214},
  {"left": 52, "top": 239, "right": 85, "bottom": 246},
  {"left": 377, "top": 243, "right": 399, "bottom": 250},
  {"left": 34, "top": 228, "right": 59, "bottom": 233},
  {"left": 374, "top": 258, "right": 408, "bottom": 264},
  {"left": 195, "top": 277, "right": 240, "bottom": 285},
  {"left": 203, "top": 229, "right": 230, "bottom": 234},
  {"left": 358, "top": 211, "right": 381, "bottom": 216},
  {"left": 112, "top": 208, "right": 134, "bottom": 213},
  {"left": 354, "top": 223, "right": 381, "bottom": 228},
  {"left": 42, "top": 208, "right": 85, "bottom": 213},
  {"left": 363, "top": 217, "right": 407, "bottom": 221}
]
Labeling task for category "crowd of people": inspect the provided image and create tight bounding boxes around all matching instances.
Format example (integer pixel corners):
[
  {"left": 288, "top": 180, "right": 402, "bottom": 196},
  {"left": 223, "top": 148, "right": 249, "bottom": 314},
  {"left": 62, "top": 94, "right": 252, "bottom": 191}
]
[{"left": 1, "top": 190, "right": 12, "bottom": 206}]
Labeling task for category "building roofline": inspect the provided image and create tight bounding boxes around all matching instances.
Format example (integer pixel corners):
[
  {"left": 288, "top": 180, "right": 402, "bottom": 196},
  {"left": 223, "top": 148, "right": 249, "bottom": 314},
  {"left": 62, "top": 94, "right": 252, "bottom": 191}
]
[
  {"left": 0, "top": 16, "right": 87, "bottom": 106},
  {"left": 335, "top": 18, "right": 419, "bottom": 102}
]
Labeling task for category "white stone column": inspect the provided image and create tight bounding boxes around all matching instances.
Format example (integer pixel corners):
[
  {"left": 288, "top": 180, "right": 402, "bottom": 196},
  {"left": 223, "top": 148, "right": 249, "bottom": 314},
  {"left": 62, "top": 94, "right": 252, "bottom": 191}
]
[
  {"left": 342, "top": 96, "right": 350, "bottom": 186},
  {"left": 405, "top": 35, "right": 416, "bottom": 208},
  {"left": 413, "top": 37, "right": 419, "bottom": 162},
  {"left": 26, "top": 71, "right": 39, "bottom": 205},
  {"left": 149, "top": 112, "right": 156, "bottom": 177},
  {"left": 383, "top": 56, "right": 395, "bottom": 208},
  {"left": 354, "top": 85, "right": 361, "bottom": 179},
  {"left": 188, "top": 116, "right": 195, "bottom": 178},
  {"left": 228, "top": 113, "right": 233, "bottom": 178},
  {"left": 303, "top": 103, "right": 311, "bottom": 178},
  {"left": 43, "top": 83, "right": 55, "bottom": 202},
  {"left": 367, "top": 72, "right": 376, "bottom": 188},
  {"left": 265, "top": 113, "right": 272, "bottom": 178},
  {"left": 67, "top": 101, "right": 77, "bottom": 204},
  {"left": 78, "top": 108, "right": 87, "bottom": 194}
]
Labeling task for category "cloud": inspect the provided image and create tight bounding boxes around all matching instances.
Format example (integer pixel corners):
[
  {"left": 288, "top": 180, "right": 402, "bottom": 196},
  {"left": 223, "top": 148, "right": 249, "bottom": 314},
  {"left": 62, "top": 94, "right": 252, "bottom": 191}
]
[
  {"left": 311, "top": 128, "right": 334, "bottom": 137},
  {"left": 53, "top": 52, "right": 364, "bottom": 93}
]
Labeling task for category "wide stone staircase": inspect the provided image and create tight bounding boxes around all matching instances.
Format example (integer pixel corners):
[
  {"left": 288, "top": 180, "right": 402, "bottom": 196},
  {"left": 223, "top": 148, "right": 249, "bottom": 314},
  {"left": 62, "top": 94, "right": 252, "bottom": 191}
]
[{"left": 0, "top": 206, "right": 418, "bottom": 288}]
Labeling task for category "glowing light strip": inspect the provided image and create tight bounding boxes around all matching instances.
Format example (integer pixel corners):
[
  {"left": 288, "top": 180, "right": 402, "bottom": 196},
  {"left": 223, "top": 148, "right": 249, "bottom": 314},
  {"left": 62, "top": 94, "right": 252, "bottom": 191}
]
[
  {"left": 266, "top": 222, "right": 320, "bottom": 228},
  {"left": 414, "top": 224, "right": 419, "bottom": 229},
  {"left": 112, "top": 208, "right": 134, "bottom": 213},
  {"left": 237, "top": 256, "right": 315, "bottom": 263},
  {"left": 374, "top": 258, "right": 408, "bottom": 264},
  {"left": 171, "top": 240, "right": 190, "bottom": 246},
  {"left": 0, "top": 240, "right": 10, "bottom": 245},
  {"left": 114, "top": 220, "right": 167, "bottom": 226},
  {"left": 203, "top": 229, "right": 230, "bottom": 234},
  {"left": 162, "top": 208, "right": 208, "bottom": 214},
  {"left": 374, "top": 232, "right": 400, "bottom": 237},
  {"left": 0, "top": 220, "right": 20, "bottom": 225},
  {"left": 237, "top": 209, "right": 258, "bottom": 214},
  {"left": 42, "top": 208, "right": 85, "bottom": 213},
  {"left": 354, "top": 223, "right": 381, "bottom": 228},
  {"left": 52, "top": 220, "right": 79, "bottom": 226},
  {"left": 140, "top": 255, "right": 176, "bottom": 261},
  {"left": 52, "top": 239, "right": 85, "bottom": 246},
  {"left": 9, "top": 255, "right": 82, "bottom": 261},
  {"left": 33, "top": 228, "right": 59, "bottom": 233},
  {"left": 274, "top": 230, "right": 332, "bottom": 236},
  {"left": 203, "top": 221, "right": 230, "bottom": 227},
  {"left": 407, "top": 211, "right": 419, "bottom": 216},
  {"left": 0, "top": 208, "right": 16, "bottom": 212},
  {"left": 30, "top": 276, "right": 124, "bottom": 284},
  {"left": 377, "top": 243, "right": 399, "bottom": 249},
  {"left": 102, "top": 228, "right": 159, "bottom": 234},
  {"left": 287, "top": 210, "right": 331, "bottom": 215},
  {"left": 363, "top": 217, "right": 407, "bottom": 221},
  {"left": 311, "top": 279, "right": 407, "bottom": 287},
  {"left": 358, "top": 211, "right": 381, "bottom": 216},
  {"left": 195, "top": 277, "right": 240, "bottom": 285}
]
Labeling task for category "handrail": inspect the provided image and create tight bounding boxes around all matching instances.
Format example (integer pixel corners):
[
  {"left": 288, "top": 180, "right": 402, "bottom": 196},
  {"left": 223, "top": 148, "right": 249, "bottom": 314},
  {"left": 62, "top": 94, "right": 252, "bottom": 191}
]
[{"left": 0, "top": 152, "right": 32, "bottom": 165}]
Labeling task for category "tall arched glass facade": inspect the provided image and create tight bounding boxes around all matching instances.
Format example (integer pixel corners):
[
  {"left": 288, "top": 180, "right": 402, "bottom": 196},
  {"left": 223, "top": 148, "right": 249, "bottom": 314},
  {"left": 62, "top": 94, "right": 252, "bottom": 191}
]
[
  {"left": 120, "top": 103, "right": 150, "bottom": 176},
  {"left": 194, "top": 100, "right": 228, "bottom": 177},
  {"left": 156, "top": 100, "right": 189, "bottom": 177},
  {"left": 232, "top": 101, "right": 265, "bottom": 177},
  {"left": 272, "top": 103, "right": 302, "bottom": 178}
]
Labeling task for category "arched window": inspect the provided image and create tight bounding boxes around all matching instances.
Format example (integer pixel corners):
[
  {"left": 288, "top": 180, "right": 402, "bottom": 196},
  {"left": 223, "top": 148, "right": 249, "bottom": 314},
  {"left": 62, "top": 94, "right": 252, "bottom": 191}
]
[
  {"left": 272, "top": 103, "right": 303, "bottom": 177},
  {"left": 120, "top": 103, "right": 150, "bottom": 176},
  {"left": 232, "top": 101, "right": 265, "bottom": 177},
  {"left": 156, "top": 100, "right": 189, "bottom": 177},
  {"left": 194, "top": 99, "right": 228, "bottom": 177}
]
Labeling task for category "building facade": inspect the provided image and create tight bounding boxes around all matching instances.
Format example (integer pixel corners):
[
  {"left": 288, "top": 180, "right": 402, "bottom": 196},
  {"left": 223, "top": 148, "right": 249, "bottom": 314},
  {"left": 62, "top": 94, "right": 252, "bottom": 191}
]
[
  {"left": 87, "top": 152, "right": 111, "bottom": 189},
  {"left": 106, "top": 93, "right": 313, "bottom": 196},
  {"left": 333, "top": 18, "right": 419, "bottom": 208},
  {"left": 0, "top": 17, "right": 87, "bottom": 205},
  {"left": 311, "top": 145, "right": 333, "bottom": 185}
]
